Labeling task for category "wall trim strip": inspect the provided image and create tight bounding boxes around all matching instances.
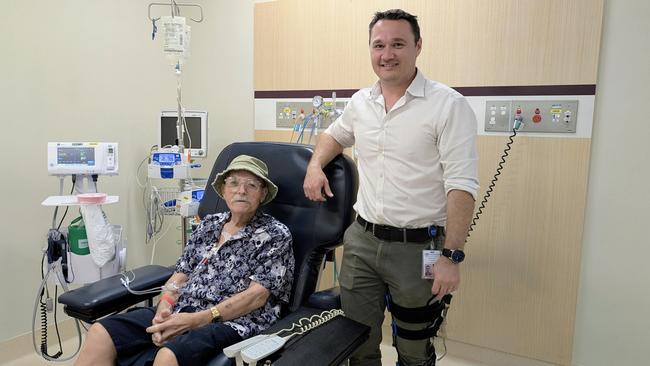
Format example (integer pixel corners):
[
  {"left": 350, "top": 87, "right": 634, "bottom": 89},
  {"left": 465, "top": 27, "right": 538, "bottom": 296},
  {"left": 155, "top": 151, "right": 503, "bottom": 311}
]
[{"left": 255, "top": 84, "right": 596, "bottom": 98}]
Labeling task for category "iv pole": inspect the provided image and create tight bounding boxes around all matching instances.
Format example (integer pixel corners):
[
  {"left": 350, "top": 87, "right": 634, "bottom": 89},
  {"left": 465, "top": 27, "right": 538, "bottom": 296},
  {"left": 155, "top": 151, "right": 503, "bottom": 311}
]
[{"left": 149, "top": 0, "right": 204, "bottom": 248}]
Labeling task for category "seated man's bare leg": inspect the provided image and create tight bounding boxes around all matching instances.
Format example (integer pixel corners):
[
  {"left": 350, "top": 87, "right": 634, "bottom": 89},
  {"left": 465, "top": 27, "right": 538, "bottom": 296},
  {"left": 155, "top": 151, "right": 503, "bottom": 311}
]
[
  {"left": 153, "top": 347, "right": 179, "bottom": 366},
  {"left": 74, "top": 323, "right": 117, "bottom": 366}
]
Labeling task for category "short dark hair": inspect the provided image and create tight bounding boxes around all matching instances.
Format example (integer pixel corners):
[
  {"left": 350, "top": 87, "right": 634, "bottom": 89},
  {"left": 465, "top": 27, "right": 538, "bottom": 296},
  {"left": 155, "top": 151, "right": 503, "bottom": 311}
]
[{"left": 369, "top": 9, "right": 420, "bottom": 44}]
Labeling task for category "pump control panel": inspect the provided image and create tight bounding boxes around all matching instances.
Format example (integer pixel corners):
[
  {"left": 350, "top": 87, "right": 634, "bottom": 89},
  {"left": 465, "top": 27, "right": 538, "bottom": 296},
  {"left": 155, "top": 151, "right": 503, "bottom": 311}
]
[{"left": 485, "top": 100, "right": 578, "bottom": 133}]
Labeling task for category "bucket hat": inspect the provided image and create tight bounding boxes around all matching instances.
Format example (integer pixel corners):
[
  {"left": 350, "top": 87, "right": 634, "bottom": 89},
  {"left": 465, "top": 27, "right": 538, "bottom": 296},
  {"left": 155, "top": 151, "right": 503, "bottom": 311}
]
[{"left": 212, "top": 155, "right": 278, "bottom": 205}]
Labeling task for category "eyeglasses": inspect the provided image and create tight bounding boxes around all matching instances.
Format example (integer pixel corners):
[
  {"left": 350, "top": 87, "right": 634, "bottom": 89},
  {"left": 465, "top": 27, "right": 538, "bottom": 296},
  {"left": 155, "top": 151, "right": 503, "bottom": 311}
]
[{"left": 224, "top": 176, "right": 264, "bottom": 192}]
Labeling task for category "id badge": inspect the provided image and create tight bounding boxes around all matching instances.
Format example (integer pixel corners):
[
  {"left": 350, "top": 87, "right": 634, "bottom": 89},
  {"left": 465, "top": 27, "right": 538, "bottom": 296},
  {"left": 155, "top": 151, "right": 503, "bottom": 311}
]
[{"left": 422, "top": 250, "right": 441, "bottom": 279}]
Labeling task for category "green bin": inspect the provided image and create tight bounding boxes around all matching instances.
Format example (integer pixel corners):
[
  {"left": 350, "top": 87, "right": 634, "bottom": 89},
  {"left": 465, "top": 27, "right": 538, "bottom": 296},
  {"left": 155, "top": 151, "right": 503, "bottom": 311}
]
[{"left": 68, "top": 216, "right": 89, "bottom": 255}]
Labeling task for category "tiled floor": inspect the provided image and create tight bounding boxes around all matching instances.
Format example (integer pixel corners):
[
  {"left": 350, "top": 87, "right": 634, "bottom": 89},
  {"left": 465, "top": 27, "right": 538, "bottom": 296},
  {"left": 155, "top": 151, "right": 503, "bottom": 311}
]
[{"left": 4, "top": 332, "right": 486, "bottom": 366}]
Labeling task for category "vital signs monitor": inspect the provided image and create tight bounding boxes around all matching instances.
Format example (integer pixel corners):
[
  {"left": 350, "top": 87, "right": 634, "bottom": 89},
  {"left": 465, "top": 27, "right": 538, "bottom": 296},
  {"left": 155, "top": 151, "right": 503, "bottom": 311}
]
[
  {"left": 47, "top": 142, "right": 119, "bottom": 176},
  {"left": 159, "top": 110, "right": 208, "bottom": 158}
]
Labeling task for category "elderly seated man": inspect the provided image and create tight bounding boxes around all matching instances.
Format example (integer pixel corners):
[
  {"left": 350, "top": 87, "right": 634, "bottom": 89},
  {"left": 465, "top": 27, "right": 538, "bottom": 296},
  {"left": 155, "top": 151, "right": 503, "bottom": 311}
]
[{"left": 75, "top": 155, "right": 295, "bottom": 366}]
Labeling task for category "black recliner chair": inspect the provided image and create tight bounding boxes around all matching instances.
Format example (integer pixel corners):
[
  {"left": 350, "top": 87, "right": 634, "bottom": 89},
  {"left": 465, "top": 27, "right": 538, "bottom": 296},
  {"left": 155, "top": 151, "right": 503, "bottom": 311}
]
[{"left": 59, "top": 141, "right": 369, "bottom": 365}]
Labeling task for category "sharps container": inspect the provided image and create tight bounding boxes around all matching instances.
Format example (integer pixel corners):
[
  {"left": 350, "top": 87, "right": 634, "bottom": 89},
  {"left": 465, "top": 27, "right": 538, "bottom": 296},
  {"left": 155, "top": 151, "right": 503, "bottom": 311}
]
[{"left": 68, "top": 216, "right": 90, "bottom": 255}]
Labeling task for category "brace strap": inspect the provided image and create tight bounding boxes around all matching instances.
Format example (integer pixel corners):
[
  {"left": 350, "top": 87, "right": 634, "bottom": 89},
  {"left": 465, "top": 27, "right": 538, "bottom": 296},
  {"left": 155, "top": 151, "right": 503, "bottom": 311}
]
[
  {"left": 388, "top": 294, "right": 452, "bottom": 340},
  {"left": 390, "top": 294, "right": 451, "bottom": 323},
  {"left": 395, "top": 325, "right": 439, "bottom": 340}
]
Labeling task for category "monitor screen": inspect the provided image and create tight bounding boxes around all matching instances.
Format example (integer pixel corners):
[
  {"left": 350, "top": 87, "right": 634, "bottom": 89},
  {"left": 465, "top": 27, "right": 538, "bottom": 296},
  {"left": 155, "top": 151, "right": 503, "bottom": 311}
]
[
  {"left": 160, "top": 116, "right": 202, "bottom": 149},
  {"left": 159, "top": 110, "right": 207, "bottom": 158},
  {"left": 57, "top": 147, "right": 95, "bottom": 166},
  {"left": 156, "top": 153, "right": 178, "bottom": 164}
]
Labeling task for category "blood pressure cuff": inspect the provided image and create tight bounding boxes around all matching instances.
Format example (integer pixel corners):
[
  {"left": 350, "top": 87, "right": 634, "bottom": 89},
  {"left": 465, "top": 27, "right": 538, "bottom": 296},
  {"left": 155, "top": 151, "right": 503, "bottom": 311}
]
[{"left": 388, "top": 294, "right": 452, "bottom": 340}]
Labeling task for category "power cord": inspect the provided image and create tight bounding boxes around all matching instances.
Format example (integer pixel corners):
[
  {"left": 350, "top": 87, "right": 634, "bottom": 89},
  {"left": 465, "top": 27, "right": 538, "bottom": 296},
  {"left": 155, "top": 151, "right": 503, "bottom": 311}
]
[{"left": 56, "top": 176, "right": 76, "bottom": 231}]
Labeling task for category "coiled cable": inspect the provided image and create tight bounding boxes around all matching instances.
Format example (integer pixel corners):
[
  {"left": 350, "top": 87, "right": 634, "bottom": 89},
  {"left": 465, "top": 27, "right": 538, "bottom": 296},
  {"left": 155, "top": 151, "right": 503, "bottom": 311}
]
[
  {"left": 39, "top": 252, "right": 61, "bottom": 359},
  {"left": 32, "top": 252, "right": 83, "bottom": 361},
  {"left": 467, "top": 128, "right": 518, "bottom": 237}
]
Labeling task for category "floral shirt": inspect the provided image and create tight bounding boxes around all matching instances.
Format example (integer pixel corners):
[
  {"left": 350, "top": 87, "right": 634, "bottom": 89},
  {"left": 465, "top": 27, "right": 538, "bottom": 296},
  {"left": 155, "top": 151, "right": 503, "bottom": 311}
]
[{"left": 174, "top": 211, "right": 294, "bottom": 338}]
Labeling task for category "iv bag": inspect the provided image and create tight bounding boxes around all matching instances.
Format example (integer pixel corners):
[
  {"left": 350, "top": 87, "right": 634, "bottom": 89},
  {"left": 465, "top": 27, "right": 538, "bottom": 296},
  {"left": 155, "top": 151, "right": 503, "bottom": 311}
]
[{"left": 161, "top": 16, "right": 191, "bottom": 65}]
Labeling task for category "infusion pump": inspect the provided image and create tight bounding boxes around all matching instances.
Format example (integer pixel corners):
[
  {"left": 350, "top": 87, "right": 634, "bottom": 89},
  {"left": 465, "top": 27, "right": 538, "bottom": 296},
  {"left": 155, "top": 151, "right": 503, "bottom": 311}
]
[{"left": 48, "top": 142, "right": 118, "bottom": 176}]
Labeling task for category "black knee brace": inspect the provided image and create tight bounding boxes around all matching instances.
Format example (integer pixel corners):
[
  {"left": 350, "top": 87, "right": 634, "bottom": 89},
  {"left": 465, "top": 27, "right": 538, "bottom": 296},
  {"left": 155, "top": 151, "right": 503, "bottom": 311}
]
[
  {"left": 385, "top": 292, "right": 452, "bottom": 366},
  {"left": 387, "top": 293, "right": 452, "bottom": 340}
]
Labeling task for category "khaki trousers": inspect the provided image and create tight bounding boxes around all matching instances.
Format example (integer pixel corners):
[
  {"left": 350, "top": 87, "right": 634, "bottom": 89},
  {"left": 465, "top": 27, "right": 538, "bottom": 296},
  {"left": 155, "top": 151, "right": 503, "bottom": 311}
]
[{"left": 340, "top": 221, "right": 445, "bottom": 366}]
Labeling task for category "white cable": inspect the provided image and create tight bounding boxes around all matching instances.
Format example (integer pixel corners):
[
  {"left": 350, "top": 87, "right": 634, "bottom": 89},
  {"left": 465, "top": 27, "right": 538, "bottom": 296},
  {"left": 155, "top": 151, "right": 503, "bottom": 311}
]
[
  {"left": 176, "top": 73, "right": 194, "bottom": 188},
  {"left": 119, "top": 271, "right": 164, "bottom": 295},
  {"left": 135, "top": 154, "right": 150, "bottom": 189},
  {"left": 120, "top": 271, "right": 183, "bottom": 295},
  {"left": 146, "top": 185, "right": 166, "bottom": 243},
  {"left": 150, "top": 220, "right": 172, "bottom": 264},
  {"left": 235, "top": 309, "right": 344, "bottom": 364},
  {"left": 175, "top": 69, "right": 187, "bottom": 151}
]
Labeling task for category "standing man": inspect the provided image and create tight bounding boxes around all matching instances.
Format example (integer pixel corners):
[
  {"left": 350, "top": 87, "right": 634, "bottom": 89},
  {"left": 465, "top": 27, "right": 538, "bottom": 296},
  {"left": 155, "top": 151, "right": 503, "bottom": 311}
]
[{"left": 303, "top": 9, "right": 478, "bottom": 366}]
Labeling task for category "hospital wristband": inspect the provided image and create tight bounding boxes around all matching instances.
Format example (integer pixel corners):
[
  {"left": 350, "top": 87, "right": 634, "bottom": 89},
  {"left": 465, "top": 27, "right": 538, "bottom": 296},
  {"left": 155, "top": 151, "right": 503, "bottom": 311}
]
[{"left": 160, "top": 292, "right": 176, "bottom": 307}]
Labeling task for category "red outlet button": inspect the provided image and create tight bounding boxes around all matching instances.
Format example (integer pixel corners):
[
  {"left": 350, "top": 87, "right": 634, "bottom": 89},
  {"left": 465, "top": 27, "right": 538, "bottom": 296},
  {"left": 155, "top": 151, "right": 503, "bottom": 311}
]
[{"left": 532, "top": 114, "right": 542, "bottom": 123}]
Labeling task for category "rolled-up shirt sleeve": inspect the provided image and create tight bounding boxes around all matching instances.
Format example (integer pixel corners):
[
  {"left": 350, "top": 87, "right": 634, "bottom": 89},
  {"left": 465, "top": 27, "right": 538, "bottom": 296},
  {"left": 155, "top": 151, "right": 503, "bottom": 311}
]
[
  {"left": 438, "top": 97, "right": 480, "bottom": 199},
  {"left": 324, "top": 99, "right": 356, "bottom": 148},
  {"left": 250, "top": 225, "right": 294, "bottom": 303}
]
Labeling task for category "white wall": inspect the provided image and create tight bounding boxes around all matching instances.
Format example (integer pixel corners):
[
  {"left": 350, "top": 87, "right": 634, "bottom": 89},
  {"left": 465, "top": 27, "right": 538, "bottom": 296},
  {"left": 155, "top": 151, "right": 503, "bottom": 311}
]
[
  {"left": 572, "top": 0, "right": 650, "bottom": 365},
  {"left": 0, "top": 0, "right": 254, "bottom": 342}
]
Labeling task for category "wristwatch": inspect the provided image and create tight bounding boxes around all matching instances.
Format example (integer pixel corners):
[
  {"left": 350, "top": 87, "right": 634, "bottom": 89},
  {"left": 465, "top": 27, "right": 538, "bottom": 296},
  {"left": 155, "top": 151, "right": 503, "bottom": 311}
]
[
  {"left": 441, "top": 248, "right": 465, "bottom": 264},
  {"left": 210, "top": 306, "right": 222, "bottom": 322}
]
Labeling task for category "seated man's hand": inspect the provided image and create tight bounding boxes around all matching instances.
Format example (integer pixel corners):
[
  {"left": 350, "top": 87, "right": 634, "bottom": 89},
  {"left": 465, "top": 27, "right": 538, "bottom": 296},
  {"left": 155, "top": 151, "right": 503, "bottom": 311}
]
[
  {"left": 147, "top": 312, "right": 203, "bottom": 346},
  {"left": 151, "top": 302, "right": 173, "bottom": 345},
  {"left": 153, "top": 301, "right": 173, "bottom": 325}
]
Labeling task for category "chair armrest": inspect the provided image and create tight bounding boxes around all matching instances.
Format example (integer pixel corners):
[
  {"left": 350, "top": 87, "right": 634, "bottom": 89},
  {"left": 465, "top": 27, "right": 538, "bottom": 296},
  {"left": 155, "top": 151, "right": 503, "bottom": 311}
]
[
  {"left": 307, "top": 286, "right": 341, "bottom": 309},
  {"left": 58, "top": 265, "right": 173, "bottom": 323}
]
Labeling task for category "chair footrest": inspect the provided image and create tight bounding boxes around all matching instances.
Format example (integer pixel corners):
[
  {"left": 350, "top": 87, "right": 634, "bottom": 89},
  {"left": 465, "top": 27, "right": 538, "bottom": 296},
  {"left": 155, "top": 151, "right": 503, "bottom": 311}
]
[{"left": 58, "top": 265, "right": 173, "bottom": 323}]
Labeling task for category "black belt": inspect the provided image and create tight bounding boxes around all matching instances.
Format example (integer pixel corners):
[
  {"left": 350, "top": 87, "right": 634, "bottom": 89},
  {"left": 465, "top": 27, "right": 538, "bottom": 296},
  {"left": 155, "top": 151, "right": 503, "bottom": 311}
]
[{"left": 356, "top": 216, "right": 444, "bottom": 243}]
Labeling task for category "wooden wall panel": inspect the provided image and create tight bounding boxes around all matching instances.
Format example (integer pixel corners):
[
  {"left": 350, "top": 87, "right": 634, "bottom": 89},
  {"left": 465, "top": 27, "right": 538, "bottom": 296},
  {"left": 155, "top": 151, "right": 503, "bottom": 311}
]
[
  {"left": 448, "top": 137, "right": 591, "bottom": 365},
  {"left": 255, "top": 0, "right": 603, "bottom": 90}
]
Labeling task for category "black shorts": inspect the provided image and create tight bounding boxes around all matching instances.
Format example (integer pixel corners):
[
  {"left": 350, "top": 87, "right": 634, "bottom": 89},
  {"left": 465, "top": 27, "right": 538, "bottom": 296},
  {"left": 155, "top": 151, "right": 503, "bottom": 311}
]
[{"left": 98, "top": 307, "right": 242, "bottom": 366}]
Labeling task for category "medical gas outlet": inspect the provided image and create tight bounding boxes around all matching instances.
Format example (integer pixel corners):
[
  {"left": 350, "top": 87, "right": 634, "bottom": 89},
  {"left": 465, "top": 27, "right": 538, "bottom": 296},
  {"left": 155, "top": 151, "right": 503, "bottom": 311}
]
[
  {"left": 148, "top": 147, "right": 191, "bottom": 179},
  {"left": 484, "top": 100, "right": 578, "bottom": 133}
]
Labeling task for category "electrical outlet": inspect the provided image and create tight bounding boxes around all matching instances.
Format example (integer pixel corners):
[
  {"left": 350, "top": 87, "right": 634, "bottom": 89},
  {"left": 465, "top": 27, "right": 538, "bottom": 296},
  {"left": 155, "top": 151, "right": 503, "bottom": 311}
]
[
  {"left": 485, "top": 100, "right": 578, "bottom": 133},
  {"left": 484, "top": 101, "right": 512, "bottom": 132}
]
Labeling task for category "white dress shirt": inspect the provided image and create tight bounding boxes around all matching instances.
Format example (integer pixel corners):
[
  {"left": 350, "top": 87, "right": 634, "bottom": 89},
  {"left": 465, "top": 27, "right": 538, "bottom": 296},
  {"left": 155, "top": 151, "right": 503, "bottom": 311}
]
[{"left": 325, "top": 70, "right": 479, "bottom": 228}]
